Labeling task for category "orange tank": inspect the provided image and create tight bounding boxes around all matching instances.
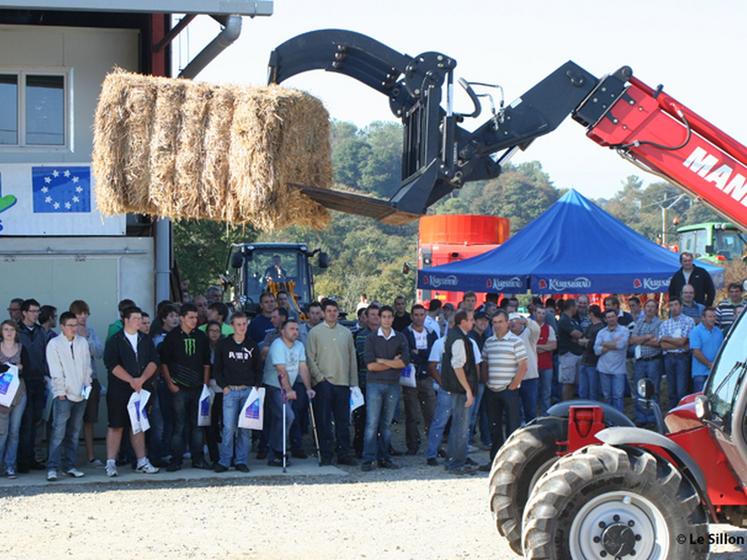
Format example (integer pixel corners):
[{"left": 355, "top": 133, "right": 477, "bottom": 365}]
[
  {"left": 419, "top": 214, "right": 509, "bottom": 245},
  {"left": 418, "top": 214, "right": 510, "bottom": 307}
]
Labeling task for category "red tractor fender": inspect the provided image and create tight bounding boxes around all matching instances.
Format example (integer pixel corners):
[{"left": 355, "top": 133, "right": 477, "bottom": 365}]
[
  {"left": 595, "top": 426, "right": 718, "bottom": 522},
  {"left": 548, "top": 400, "right": 635, "bottom": 430}
]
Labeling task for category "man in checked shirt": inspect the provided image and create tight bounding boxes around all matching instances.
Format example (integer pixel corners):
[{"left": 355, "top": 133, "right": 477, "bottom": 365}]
[{"left": 629, "top": 300, "right": 663, "bottom": 426}]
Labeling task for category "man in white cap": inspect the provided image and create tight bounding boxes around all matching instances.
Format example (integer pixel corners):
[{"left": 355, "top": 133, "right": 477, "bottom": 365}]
[{"left": 508, "top": 312, "right": 541, "bottom": 423}]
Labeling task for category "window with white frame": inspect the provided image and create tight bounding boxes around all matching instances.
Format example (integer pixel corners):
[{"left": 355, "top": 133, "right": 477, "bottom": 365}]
[{"left": 0, "top": 70, "right": 68, "bottom": 148}]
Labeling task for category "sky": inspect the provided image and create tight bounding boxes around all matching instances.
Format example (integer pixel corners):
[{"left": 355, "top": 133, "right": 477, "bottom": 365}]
[{"left": 175, "top": 0, "right": 746, "bottom": 200}]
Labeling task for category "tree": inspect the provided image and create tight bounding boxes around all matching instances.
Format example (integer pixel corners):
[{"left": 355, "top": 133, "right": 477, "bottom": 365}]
[
  {"left": 331, "top": 127, "right": 371, "bottom": 187},
  {"left": 173, "top": 220, "right": 255, "bottom": 294},
  {"left": 601, "top": 176, "right": 727, "bottom": 243},
  {"left": 603, "top": 175, "right": 644, "bottom": 233},
  {"left": 359, "top": 121, "right": 402, "bottom": 197},
  {"left": 433, "top": 162, "right": 560, "bottom": 232}
]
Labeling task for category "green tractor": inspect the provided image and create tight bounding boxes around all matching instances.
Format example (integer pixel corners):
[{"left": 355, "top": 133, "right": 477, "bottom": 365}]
[
  {"left": 225, "top": 242, "right": 329, "bottom": 317},
  {"left": 676, "top": 222, "right": 746, "bottom": 263}
]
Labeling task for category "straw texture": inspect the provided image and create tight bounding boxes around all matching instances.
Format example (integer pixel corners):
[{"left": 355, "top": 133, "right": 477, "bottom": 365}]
[{"left": 92, "top": 70, "right": 332, "bottom": 229}]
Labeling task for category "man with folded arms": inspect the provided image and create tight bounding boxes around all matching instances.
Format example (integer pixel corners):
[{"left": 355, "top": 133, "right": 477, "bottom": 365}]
[{"left": 362, "top": 306, "right": 409, "bottom": 471}]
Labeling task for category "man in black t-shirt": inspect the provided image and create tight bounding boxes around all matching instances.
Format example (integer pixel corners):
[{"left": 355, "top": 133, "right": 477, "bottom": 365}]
[{"left": 160, "top": 303, "right": 211, "bottom": 471}]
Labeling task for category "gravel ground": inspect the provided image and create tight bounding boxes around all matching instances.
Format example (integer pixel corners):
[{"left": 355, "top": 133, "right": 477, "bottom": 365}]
[
  {"left": 3, "top": 453, "right": 747, "bottom": 560},
  {"left": 3, "top": 418, "right": 747, "bottom": 559}
]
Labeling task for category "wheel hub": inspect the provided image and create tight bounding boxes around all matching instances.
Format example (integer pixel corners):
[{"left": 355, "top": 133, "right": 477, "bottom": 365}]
[
  {"left": 601, "top": 523, "right": 637, "bottom": 557},
  {"left": 569, "top": 491, "right": 669, "bottom": 559}
]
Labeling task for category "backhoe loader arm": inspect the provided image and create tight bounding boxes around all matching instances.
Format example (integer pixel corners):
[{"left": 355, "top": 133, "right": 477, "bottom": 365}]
[
  {"left": 269, "top": 30, "right": 747, "bottom": 228},
  {"left": 268, "top": 29, "right": 597, "bottom": 224}
]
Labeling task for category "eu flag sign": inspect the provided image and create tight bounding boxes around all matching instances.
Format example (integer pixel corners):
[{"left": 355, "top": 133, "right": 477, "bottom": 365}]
[{"left": 32, "top": 166, "right": 91, "bottom": 213}]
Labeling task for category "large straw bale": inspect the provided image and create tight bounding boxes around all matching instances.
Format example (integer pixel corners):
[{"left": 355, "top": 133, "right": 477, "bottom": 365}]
[{"left": 92, "top": 70, "right": 332, "bottom": 230}]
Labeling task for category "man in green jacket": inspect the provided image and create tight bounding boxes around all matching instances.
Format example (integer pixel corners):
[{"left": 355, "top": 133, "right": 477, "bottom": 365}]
[{"left": 306, "top": 300, "right": 358, "bottom": 466}]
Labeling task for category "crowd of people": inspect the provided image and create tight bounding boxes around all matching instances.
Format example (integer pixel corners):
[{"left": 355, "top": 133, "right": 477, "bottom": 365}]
[{"left": 0, "top": 252, "right": 744, "bottom": 479}]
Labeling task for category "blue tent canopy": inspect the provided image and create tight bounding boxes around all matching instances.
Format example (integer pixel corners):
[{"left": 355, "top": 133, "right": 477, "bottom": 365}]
[{"left": 417, "top": 190, "right": 724, "bottom": 295}]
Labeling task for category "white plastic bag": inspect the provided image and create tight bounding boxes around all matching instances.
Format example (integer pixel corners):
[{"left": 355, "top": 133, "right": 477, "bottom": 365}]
[
  {"left": 127, "top": 389, "right": 151, "bottom": 434},
  {"left": 349, "top": 386, "right": 365, "bottom": 415},
  {"left": 399, "top": 364, "right": 417, "bottom": 388},
  {"left": 197, "top": 384, "right": 213, "bottom": 427},
  {"left": 81, "top": 385, "right": 92, "bottom": 400},
  {"left": 238, "top": 387, "right": 265, "bottom": 430},
  {"left": 0, "top": 364, "right": 20, "bottom": 408}
]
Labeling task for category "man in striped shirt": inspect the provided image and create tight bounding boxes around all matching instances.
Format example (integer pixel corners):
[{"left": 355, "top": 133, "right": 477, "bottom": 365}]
[
  {"left": 480, "top": 309, "right": 528, "bottom": 469},
  {"left": 715, "top": 283, "right": 745, "bottom": 334}
]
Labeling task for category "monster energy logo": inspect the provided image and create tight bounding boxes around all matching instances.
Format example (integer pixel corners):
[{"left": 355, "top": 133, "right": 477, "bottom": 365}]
[{"left": 184, "top": 337, "right": 196, "bottom": 356}]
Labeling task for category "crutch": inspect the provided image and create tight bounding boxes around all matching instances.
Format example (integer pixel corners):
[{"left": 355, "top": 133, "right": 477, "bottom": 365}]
[
  {"left": 308, "top": 398, "right": 322, "bottom": 466},
  {"left": 279, "top": 377, "right": 288, "bottom": 473}
]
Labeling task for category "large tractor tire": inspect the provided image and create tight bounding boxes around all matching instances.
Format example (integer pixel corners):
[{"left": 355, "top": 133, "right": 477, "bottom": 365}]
[
  {"left": 488, "top": 417, "right": 566, "bottom": 555},
  {"left": 522, "top": 444, "right": 709, "bottom": 560}
]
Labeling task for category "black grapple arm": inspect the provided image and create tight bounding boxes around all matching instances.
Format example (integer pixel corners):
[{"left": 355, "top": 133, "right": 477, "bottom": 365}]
[{"left": 269, "top": 29, "right": 598, "bottom": 224}]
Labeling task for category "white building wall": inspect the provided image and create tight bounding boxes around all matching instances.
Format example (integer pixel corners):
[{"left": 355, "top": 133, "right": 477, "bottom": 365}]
[
  {"left": 0, "top": 23, "right": 156, "bottom": 313},
  {"left": 0, "top": 236, "right": 155, "bottom": 335},
  {"left": 0, "top": 24, "right": 139, "bottom": 163}
]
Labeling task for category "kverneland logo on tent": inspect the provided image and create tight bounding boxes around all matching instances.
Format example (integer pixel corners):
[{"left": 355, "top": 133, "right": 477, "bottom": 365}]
[
  {"left": 424, "top": 275, "right": 459, "bottom": 288},
  {"left": 546, "top": 277, "right": 592, "bottom": 291},
  {"left": 486, "top": 277, "right": 523, "bottom": 290},
  {"left": 634, "top": 277, "right": 670, "bottom": 290}
]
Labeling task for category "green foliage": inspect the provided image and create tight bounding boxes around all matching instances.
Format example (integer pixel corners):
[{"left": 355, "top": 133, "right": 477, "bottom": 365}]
[
  {"left": 331, "top": 120, "right": 402, "bottom": 197},
  {"left": 173, "top": 220, "right": 255, "bottom": 293},
  {"left": 434, "top": 161, "right": 560, "bottom": 232},
  {"left": 599, "top": 177, "right": 723, "bottom": 243}
]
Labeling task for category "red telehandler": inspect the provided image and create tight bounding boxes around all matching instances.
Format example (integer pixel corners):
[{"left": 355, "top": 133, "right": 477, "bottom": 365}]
[{"left": 269, "top": 30, "right": 747, "bottom": 559}]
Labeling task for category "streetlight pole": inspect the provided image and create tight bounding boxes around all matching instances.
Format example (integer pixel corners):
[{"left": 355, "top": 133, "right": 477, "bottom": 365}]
[{"left": 656, "top": 194, "right": 686, "bottom": 246}]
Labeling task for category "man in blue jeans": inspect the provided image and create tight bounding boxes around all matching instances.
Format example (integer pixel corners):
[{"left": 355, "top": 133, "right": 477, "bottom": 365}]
[
  {"left": 263, "top": 319, "right": 315, "bottom": 467},
  {"left": 213, "top": 312, "right": 261, "bottom": 472},
  {"left": 594, "top": 309, "right": 630, "bottom": 412},
  {"left": 630, "top": 300, "right": 663, "bottom": 425},
  {"left": 160, "top": 303, "right": 212, "bottom": 471},
  {"left": 430, "top": 310, "right": 478, "bottom": 475},
  {"left": 508, "top": 313, "right": 539, "bottom": 423},
  {"left": 45, "top": 312, "right": 92, "bottom": 481},
  {"left": 361, "top": 306, "right": 409, "bottom": 471},
  {"left": 425, "top": 317, "right": 482, "bottom": 467},
  {"left": 659, "top": 298, "right": 695, "bottom": 408}
]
